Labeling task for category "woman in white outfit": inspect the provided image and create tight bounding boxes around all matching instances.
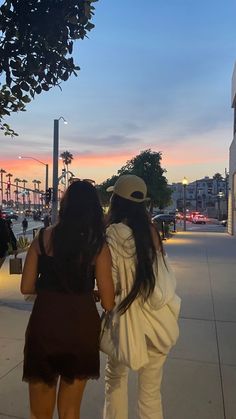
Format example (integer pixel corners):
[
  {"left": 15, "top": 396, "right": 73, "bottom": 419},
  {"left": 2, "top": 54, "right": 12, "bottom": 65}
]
[{"left": 103, "top": 175, "right": 181, "bottom": 419}]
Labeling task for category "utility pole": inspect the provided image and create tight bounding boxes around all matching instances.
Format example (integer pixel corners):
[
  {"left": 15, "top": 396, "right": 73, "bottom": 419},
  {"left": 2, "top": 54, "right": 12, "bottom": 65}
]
[
  {"left": 51, "top": 119, "right": 59, "bottom": 224},
  {"left": 51, "top": 117, "right": 67, "bottom": 224}
]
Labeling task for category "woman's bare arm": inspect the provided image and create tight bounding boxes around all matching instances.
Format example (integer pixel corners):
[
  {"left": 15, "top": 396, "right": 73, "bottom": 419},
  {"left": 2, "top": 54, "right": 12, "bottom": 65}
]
[
  {"left": 95, "top": 243, "right": 115, "bottom": 311},
  {"left": 20, "top": 239, "right": 39, "bottom": 294}
]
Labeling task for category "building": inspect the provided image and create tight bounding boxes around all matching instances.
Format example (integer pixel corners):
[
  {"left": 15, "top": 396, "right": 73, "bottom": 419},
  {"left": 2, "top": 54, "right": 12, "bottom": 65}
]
[
  {"left": 228, "top": 63, "right": 236, "bottom": 235},
  {"left": 168, "top": 176, "right": 228, "bottom": 218}
]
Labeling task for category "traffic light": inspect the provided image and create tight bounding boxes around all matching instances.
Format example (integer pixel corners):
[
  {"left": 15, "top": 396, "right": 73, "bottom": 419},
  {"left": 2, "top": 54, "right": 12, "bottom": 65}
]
[{"left": 45, "top": 188, "right": 52, "bottom": 204}]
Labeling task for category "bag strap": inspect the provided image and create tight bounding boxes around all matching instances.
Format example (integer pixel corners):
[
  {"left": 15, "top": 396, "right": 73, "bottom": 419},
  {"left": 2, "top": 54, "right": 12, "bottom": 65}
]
[{"left": 38, "top": 228, "right": 46, "bottom": 255}]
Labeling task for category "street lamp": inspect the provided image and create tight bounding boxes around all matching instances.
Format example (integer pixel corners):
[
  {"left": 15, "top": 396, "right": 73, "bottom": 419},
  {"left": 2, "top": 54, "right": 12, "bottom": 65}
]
[
  {"left": 18, "top": 156, "right": 49, "bottom": 200},
  {"left": 51, "top": 116, "right": 68, "bottom": 224},
  {"left": 217, "top": 191, "right": 224, "bottom": 220},
  {"left": 182, "top": 177, "right": 188, "bottom": 231}
]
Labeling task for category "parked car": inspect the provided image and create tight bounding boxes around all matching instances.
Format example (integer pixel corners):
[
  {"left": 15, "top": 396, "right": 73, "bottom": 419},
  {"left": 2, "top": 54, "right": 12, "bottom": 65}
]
[
  {"left": 24, "top": 209, "right": 33, "bottom": 217},
  {"left": 189, "top": 211, "right": 201, "bottom": 222},
  {"left": 175, "top": 212, "right": 183, "bottom": 220},
  {"left": 152, "top": 214, "right": 176, "bottom": 223},
  {"left": 192, "top": 214, "right": 207, "bottom": 224},
  {"left": 2, "top": 210, "right": 18, "bottom": 220}
]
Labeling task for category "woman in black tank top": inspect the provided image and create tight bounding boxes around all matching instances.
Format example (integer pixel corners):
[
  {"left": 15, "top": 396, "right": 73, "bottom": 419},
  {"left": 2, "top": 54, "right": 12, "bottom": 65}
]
[{"left": 21, "top": 180, "right": 114, "bottom": 419}]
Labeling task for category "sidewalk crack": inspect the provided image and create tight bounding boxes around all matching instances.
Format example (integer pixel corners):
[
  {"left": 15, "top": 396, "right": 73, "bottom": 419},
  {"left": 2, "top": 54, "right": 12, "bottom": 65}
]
[
  {"left": 206, "top": 247, "right": 227, "bottom": 419},
  {"left": 0, "top": 361, "right": 23, "bottom": 381},
  {"left": 0, "top": 412, "right": 25, "bottom": 419}
]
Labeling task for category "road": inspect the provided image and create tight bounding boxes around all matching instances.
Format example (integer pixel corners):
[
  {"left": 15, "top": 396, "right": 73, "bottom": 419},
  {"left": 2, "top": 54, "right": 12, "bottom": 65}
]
[{"left": 11, "top": 217, "right": 43, "bottom": 239}]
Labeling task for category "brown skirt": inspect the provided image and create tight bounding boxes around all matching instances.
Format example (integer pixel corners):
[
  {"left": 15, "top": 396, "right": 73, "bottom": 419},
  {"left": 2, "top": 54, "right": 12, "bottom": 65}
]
[{"left": 23, "top": 290, "right": 101, "bottom": 386}]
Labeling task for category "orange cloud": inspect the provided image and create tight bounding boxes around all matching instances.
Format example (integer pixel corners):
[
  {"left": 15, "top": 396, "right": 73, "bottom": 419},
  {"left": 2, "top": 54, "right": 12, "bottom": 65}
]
[
  {"left": 0, "top": 152, "right": 133, "bottom": 187},
  {"left": 1, "top": 136, "right": 229, "bottom": 188}
]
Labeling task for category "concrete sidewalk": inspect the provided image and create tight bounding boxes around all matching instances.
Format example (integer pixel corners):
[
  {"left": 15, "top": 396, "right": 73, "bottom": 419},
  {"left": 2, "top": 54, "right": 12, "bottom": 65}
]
[{"left": 0, "top": 231, "right": 236, "bottom": 418}]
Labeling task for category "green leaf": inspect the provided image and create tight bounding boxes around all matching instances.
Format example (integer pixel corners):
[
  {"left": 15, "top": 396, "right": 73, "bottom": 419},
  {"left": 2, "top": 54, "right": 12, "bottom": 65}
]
[
  {"left": 68, "top": 41, "right": 73, "bottom": 54},
  {"left": 68, "top": 16, "right": 78, "bottom": 25},
  {"left": 11, "top": 84, "right": 22, "bottom": 98},
  {"left": 35, "top": 86, "right": 42, "bottom": 94},
  {"left": 42, "top": 83, "right": 49, "bottom": 91},
  {"left": 20, "top": 81, "right": 30, "bottom": 91},
  {"left": 10, "top": 60, "right": 19, "bottom": 69},
  {"left": 61, "top": 72, "right": 69, "bottom": 81},
  {"left": 85, "top": 22, "right": 95, "bottom": 31},
  {"left": 21, "top": 95, "right": 31, "bottom": 103},
  {"left": 2, "top": 109, "right": 10, "bottom": 115}
]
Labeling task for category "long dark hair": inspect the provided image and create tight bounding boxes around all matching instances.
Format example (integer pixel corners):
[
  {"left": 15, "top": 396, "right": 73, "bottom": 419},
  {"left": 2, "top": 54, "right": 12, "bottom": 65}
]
[
  {"left": 108, "top": 194, "right": 164, "bottom": 314},
  {"left": 51, "top": 180, "right": 105, "bottom": 290}
]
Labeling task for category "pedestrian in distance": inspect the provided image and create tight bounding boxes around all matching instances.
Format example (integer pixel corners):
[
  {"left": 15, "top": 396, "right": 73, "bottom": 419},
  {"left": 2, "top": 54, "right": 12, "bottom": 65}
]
[
  {"left": 103, "top": 175, "right": 181, "bottom": 419},
  {"left": 5, "top": 219, "right": 18, "bottom": 254},
  {"left": 22, "top": 217, "right": 28, "bottom": 236},
  {"left": 20, "top": 180, "right": 115, "bottom": 419},
  {"left": 0, "top": 209, "right": 9, "bottom": 268}
]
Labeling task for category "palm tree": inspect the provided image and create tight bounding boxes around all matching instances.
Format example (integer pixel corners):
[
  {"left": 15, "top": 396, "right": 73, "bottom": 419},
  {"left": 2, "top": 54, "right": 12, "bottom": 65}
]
[
  {"left": 0, "top": 168, "right": 6, "bottom": 205},
  {"left": 213, "top": 173, "right": 224, "bottom": 220},
  {"left": 32, "top": 179, "right": 38, "bottom": 209},
  {"left": 36, "top": 180, "right": 41, "bottom": 190},
  {"left": 22, "top": 179, "right": 28, "bottom": 189},
  {"left": 13, "top": 189, "right": 18, "bottom": 206},
  {"left": 25, "top": 190, "right": 31, "bottom": 210},
  {"left": 14, "top": 178, "right": 21, "bottom": 209},
  {"left": 39, "top": 189, "right": 44, "bottom": 211},
  {"left": 22, "top": 179, "right": 28, "bottom": 210},
  {"left": 60, "top": 151, "right": 74, "bottom": 188},
  {"left": 36, "top": 180, "right": 41, "bottom": 209},
  {"left": 213, "top": 173, "right": 223, "bottom": 195},
  {"left": 6, "top": 173, "right": 13, "bottom": 204},
  {"left": 213, "top": 172, "right": 223, "bottom": 180}
]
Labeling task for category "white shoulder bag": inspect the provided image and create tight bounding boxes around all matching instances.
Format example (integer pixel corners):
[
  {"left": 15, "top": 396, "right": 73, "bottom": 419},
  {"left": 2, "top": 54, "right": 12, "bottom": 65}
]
[{"left": 100, "top": 298, "right": 149, "bottom": 370}]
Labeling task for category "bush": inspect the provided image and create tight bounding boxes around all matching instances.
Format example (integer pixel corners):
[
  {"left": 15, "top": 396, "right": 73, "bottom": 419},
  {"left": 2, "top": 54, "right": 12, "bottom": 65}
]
[{"left": 17, "top": 236, "right": 30, "bottom": 250}]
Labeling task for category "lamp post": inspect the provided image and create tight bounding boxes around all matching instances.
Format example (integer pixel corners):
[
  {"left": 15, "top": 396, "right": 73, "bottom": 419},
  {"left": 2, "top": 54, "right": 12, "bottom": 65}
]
[
  {"left": 224, "top": 168, "right": 229, "bottom": 217},
  {"left": 182, "top": 177, "right": 188, "bottom": 231},
  {"left": 217, "top": 191, "right": 224, "bottom": 220},
  {"left": 51, "top": 117, "right": 68, "bottom": 224},
  {"left": 18, "top": 156, "right": 49, "bottom": 201}
]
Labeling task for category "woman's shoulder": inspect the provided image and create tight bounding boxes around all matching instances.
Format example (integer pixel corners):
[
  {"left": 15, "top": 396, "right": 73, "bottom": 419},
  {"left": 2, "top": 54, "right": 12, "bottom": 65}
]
[
  {"left": 106, "top": 223, "right": 133, "bottom": 242},
  {"left": 106, "top": 222, "right": 131, "bottom": 234},
  {"left": 33, "top": 226, "right": 54, "bottom": 256}
]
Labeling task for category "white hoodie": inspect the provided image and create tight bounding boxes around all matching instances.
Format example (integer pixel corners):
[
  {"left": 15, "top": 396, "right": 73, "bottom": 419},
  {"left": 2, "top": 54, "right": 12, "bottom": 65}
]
[{"left": 106, "top": 223, "right": 181, "bottom": 364}]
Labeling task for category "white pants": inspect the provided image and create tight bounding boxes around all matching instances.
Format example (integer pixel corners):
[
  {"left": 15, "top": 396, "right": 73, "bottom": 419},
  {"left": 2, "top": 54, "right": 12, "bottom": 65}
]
[{"left": 103, "top": 345, "right": 167, "bottom": 419}]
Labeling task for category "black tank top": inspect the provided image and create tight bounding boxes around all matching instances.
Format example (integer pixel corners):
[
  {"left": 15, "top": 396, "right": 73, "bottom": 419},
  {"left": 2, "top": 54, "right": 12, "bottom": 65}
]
[{"left": 36, "top": 228, "right": 95, "bottom": 294}]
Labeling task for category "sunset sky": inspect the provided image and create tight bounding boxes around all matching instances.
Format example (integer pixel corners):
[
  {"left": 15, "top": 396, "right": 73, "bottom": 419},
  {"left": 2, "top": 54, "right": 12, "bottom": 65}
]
[{"left": 1, "top": 0, "right": 236, "bottom": 190}]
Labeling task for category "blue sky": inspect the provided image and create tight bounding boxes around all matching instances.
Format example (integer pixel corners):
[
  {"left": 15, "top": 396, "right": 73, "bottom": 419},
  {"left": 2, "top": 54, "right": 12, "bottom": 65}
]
[{"left": 1, "top": 0, "right": 236, "bottom": 185}]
